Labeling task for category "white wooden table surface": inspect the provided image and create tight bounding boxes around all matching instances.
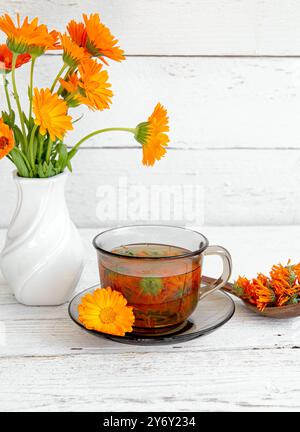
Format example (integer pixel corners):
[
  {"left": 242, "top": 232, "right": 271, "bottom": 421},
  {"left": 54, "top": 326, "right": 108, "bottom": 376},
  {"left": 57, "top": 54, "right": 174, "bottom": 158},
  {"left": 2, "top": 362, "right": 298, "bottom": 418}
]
[{"left": 1, "top": 226, "right": 300, "bottom": 412}]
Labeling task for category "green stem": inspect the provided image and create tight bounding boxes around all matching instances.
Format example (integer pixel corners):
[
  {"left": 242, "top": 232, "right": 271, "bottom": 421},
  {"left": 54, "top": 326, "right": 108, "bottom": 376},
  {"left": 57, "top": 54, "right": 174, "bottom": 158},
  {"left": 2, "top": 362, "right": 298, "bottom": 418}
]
[
  {"left": 57, "top": 66, "right": 74, "bottom": 95},
  {"left": 28, "top": 56, "right": 36, "bottom": 120},
  {"left": 45, "top": 136, "right": 53, "bottom": 163},
  {"left": 37, "top": 134, "right": 44, "bottom": 163},
  {"left": 3, "top": 74, "right": 12, "bottom": 114},
  {"left": 69, "top": 127, "right": 136, "bottom": 159},
  {"left": 13, "top": 146, "right": 32, "bottom": 171},
  {"left": 50, "top": 63, "right": 68, "bottom": 93},
  {"left": 11, "top": 53, "right": 28, "bottom": 145},
  {"left": 28, "top": 124, "right": 38, "bottom": 168},
  {"left": 65, "top": 91, "right": 77, "bottom": 103}
]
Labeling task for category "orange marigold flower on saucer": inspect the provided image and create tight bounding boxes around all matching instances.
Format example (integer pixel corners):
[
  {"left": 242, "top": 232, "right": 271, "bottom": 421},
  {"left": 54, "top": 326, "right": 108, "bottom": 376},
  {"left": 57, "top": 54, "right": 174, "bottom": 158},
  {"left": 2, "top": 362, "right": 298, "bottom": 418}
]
[
  {"left": 134, "top": 103, "right": 169, "bottom": 166},
  {"left": 78, "top": 287, "right": 135, "bottom": 336},
  {"left": 60, "top": 33, "right": 86, "bottom": 67},
  {"left": 83, "top": 13, "right": 125, "bottom": 63},
  {"left": 0, "top": 118, "right": 14, "bottom": 159},
  {"left": 32, "top": 88, "right": 73, "bottom": 141},
  {"left": 0, "top": 44, "right": 31, "bottom": 73},
  {"left": 0, "top": 13, "right": 54, "bottom": 54},
  {"left": 67, "top": 20, "right": 88, "bottom": 49}
]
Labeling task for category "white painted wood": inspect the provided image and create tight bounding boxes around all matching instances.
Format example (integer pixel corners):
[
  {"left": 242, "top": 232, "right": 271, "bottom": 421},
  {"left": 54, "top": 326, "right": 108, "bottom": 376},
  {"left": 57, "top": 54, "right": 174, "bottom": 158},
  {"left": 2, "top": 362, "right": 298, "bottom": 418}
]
[
  {"left": 2, "top": 148, "right": 300, "bottom": 228},
  {"left": 1, "top": 227, "right": 300, "bottom": 411},
  {"left": 2, "top": 350, "right": 300, "bottom": 412},
  {"left": 2, "top": 56, "right": 300, "bottom": 151},
  {"left": 2, "top": 0, "right": 300, "bottom": 55}
]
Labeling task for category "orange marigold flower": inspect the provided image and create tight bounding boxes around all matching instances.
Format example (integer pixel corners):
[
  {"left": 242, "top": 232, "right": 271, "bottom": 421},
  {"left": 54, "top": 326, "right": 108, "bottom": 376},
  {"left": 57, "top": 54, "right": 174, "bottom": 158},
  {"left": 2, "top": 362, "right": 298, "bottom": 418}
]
[
  {"left": 28, "top": 29, "right": 62, "bottom": 57},
  {"left": 233, "top": 275, "right": 257, "bottom": 305},
  {"left": 32, "top": 88, "right": 73, "bottom": 141},
  {"left": 67, "top": 20, "right": 87, "bottom": 49},
  {"left": 78, "top": 58, "right": 113, "bottom": 110},
  {"left": 0, "top": 44, "right": 31, "bottom": 73},
  {"left": 59, "top": 72, "right": 84, "bottom": 108},
  {"left": 83, "top": 13, "right": 125, "bottom": 63},
  {"left": 234, "top": 261, "right": 300, "bottom": 310},
  {"left": 60, "top": 58, "right": 113, "bottom": 111},
  {"left": 232, "top": 276, "right": 250, "bottom": 298},
  {"left": 0, "top": 13, "right": 55, "bottom": 54},
  {"left": 47, "top": 30, "right": 62, "bottom": 51},
  {"left": 60, "top": 72, "right": 79, "bottom": 94},
  {"left": 0, "top": 118, "right": 14, "bottom": 159},
  {"left": 252, "top": 274, "right": 275, "bottom": 311},
  {"left": 78, "top": 287, "right": 135, "bottom": 336},
  {"left": 60, "top": 33, "right": 86, "bottom": 67},
  {"left": 135, "top": 103, "right": 169, "bottom": 166},
  {"left": 270, "top": 263, "right": 300, "bottom": 306},
  {"left": 59, "top": 72, "right": 81, "bottom": 107}
]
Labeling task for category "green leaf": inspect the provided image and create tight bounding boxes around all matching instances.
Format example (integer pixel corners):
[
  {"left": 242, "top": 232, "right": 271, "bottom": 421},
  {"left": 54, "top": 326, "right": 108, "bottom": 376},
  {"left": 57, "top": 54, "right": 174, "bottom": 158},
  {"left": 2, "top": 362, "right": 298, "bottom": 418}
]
[
  {"left": 13, "top": 125, "right": 25, "bottom": 150},
  {"left": 22, "top": 111, "right": 29, "bottom": 129},
  {"left": 43, "top": 161, "right": 57, "bottom": 177},
  {"left": 232, "top": 282, "right": 245, "bottom": 298},
  {"left": 72, "top": 114, "right": 84, "bottom": 124},
  {"left": 140, "top": 277, "right": 164, "bottom": 296},
  {"left": 37, "top": 132, "right": 45, "bottom": 162},
  {"left": 10, "top": 109, "right": 15, "bottom": 124},
  {"left": 57, "top": 143, "right": 68, "bottom": 171},
  {"left": 66, "top": 160, "right": 73, "bottom": 172},
  {"left": 1, "top": 111, "right": 12, "bottom": 126},
  {"left": 67, "top": 147, "right": 77, "bottom": 161},
  {"left": 45, "top": 161, "right": 52, "bottom": 177},
  {"left": 32, "top": 137, "right": 38, "bottom": 162},
  {"left": 287, "top": 294, "right": 299, "bottom": 305},
  {"left": 37, "top": 162, "right": 45, "bottom": 178}
]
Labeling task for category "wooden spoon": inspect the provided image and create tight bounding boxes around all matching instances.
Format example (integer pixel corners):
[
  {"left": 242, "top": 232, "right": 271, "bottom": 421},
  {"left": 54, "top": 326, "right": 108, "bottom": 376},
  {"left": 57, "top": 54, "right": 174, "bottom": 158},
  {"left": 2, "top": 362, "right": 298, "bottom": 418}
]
[{"left": 202, "top": 275, "right": 300, "bottom": 319}]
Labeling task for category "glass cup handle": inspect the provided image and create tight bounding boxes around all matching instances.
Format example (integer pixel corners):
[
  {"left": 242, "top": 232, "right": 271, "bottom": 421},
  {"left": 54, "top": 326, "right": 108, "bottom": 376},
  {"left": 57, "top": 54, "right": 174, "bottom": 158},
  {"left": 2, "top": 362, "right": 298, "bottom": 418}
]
[{"left": 200, "top": 245, "right": 232, "bottom": 300}]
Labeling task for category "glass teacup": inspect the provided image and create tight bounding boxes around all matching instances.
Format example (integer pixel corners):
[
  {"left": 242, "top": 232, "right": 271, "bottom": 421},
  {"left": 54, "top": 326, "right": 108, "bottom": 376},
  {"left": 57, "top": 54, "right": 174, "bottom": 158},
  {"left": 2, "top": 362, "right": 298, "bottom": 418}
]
[{"left": 93, "top": 225, "right": 232, "bottom": 333}]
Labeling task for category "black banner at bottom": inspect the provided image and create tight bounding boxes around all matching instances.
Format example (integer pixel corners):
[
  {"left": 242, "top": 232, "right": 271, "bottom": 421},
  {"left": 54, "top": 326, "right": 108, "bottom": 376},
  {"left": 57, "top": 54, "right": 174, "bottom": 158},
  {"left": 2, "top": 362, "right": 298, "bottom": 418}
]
[{"left": 0, "top": 412, "right": 299, "bottom": 430}]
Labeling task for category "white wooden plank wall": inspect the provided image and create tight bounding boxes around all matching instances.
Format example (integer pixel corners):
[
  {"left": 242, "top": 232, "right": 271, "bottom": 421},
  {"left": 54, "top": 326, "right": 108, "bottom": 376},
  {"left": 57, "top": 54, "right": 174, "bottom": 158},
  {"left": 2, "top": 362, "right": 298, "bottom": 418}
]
[{"left": 1, "top": 0, "right": 300, "bottom": 227}]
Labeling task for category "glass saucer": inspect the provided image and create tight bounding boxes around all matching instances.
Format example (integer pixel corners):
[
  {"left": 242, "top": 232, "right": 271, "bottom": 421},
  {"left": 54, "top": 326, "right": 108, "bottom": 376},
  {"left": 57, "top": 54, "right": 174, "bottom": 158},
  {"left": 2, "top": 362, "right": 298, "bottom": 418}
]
[{"left": 68, "top": 283, "right": 235, "bottom": 346}]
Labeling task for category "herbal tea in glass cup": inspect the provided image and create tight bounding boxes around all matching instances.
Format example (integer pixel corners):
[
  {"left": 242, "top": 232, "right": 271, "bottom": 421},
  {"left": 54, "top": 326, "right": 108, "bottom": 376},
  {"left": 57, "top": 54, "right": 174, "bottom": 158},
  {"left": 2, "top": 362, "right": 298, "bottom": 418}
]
[{"left": 93, "top": 226, "right": 232, "bottom": 333}]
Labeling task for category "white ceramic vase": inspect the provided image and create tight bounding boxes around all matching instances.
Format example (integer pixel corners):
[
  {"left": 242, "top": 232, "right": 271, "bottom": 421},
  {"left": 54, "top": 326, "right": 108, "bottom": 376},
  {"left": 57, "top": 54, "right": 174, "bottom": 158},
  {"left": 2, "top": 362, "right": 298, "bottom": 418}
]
[{"left": 0, "top": 171, "right": 84, "bottom": 306}]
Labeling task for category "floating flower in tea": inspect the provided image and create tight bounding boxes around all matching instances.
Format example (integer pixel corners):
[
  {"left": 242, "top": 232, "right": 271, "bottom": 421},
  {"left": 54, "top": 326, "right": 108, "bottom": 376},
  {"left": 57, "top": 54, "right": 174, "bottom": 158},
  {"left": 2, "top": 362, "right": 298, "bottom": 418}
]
[{"left": 98, "top": 243, "right": 201, "bottom": 329}]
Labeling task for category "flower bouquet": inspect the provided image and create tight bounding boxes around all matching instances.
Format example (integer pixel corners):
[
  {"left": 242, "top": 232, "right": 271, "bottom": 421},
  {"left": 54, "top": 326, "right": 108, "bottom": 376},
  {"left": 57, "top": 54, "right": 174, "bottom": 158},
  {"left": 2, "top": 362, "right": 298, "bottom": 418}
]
[
  {"left": 0, "top": 13, "right": 169, "bottom": 175},
  {"left": 0, "top": 12, "right": 169, "bottom": 306}
]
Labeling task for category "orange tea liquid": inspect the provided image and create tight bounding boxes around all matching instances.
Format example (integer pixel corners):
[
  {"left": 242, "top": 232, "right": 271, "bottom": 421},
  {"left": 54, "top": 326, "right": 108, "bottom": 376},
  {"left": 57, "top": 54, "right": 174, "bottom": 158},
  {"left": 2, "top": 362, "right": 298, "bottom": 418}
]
[{"left": 98, "top": 244, "right": 202, "bottom": 329}]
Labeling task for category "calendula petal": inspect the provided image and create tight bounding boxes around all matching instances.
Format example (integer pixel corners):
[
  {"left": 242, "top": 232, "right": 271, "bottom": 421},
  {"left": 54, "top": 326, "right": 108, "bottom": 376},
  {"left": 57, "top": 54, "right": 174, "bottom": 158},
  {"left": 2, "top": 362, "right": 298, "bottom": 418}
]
[{"left": 0, "top": 118, "right": 14, "bottom": 159}]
